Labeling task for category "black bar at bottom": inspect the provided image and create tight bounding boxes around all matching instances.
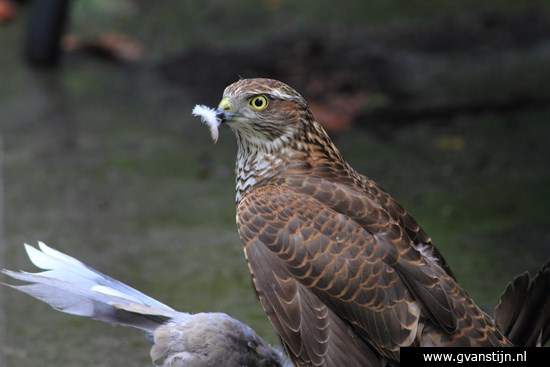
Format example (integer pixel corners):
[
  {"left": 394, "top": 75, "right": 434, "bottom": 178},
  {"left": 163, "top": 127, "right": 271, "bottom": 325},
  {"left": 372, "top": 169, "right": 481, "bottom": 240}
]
[{"left": 401, "top": 347, "right": 547, "bottom": 367}]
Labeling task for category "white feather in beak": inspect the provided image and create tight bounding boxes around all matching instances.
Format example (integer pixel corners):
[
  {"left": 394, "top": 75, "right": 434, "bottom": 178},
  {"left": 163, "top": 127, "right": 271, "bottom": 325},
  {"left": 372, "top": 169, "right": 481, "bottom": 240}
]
[{"left": 192, "top": 104, "right": 221, "bottom": 143}]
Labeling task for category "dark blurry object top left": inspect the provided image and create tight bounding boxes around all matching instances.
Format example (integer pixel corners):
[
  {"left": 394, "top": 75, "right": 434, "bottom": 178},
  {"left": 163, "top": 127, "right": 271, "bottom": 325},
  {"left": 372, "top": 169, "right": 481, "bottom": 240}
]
[{"left": 24, "top": 0, "right": 70, "bottom": 68}]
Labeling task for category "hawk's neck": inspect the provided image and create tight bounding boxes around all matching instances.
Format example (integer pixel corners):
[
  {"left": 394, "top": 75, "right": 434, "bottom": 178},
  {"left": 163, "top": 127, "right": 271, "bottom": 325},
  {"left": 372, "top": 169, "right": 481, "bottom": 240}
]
[
  {"left": 234, "top": 145, "right": 295, "bottom": 204},
  {"left": 234, "top": 123, "right": 361, "bottom": 204}
]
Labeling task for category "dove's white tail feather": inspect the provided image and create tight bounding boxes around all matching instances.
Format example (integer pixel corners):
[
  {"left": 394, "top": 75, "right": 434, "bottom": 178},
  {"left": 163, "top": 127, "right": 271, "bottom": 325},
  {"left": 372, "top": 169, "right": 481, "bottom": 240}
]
[{"left": 2, "top": 242, "right": 179, "bottom": 332}]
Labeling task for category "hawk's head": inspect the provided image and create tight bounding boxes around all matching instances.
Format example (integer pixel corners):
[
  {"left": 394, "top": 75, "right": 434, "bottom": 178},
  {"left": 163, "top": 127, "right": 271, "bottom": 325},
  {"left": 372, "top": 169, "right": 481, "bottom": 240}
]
[
  {"left": 193, "top": 78, "right": 345, "bottom": 200},
  {"left": 193, "top": 78, "right": 351, "bottom": 202},
  {"left": 216, "top": 78, "right": 311, "bottom": 152}
]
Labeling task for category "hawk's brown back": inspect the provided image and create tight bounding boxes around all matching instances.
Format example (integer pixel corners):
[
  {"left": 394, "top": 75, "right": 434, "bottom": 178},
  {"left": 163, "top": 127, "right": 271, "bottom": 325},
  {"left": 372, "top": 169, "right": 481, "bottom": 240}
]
[{"left": 237, "top": 173, "right": 511, "bottom": 365}]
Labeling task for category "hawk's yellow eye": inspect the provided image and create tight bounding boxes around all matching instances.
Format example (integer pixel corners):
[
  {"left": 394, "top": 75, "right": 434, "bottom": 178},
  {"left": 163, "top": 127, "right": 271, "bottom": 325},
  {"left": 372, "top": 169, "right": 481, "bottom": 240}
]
[{"left": 248, "top": 95, "right": 269, "bottom": 111}]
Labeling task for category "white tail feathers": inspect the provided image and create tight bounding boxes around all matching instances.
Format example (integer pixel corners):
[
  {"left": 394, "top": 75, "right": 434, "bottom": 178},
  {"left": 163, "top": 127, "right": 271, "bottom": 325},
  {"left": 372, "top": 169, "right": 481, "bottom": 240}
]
[
  {"left": 2, "top": 242, "right": 292, "bottom": 367},
  {"left": 3, "top": 242, "right": 176, "bottom": 331}
]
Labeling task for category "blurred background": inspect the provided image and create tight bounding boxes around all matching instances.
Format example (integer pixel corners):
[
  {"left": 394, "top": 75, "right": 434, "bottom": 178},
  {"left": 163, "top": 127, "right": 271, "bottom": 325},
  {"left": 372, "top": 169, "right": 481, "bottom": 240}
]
[{"left": 1, "top": 0, "right": 549, "bottom": 365}]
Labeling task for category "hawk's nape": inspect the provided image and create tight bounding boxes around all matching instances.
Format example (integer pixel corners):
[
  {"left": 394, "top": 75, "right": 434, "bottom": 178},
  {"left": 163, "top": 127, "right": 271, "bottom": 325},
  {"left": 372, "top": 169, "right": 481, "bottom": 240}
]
[{"left": 208, "top": 78, "right": 549, "bottom": 366}]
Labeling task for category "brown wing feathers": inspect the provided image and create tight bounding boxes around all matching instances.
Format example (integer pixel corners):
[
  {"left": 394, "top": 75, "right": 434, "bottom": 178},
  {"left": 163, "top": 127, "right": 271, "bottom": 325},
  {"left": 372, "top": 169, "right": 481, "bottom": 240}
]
[
  {"left": 243, "top": 228, "right": 381, "bottom": 366},
  {"left": 495, "top": 259, "right": 550, "bottom": 346},
  {"left": 277, "top": 173, "right": 460, "bottom": 333},
  {"left": 240, "top": 186, "right": 418, "bottom": 350},
  {"left": 239, "top": 179, "right": 513, "bottom": 361}
]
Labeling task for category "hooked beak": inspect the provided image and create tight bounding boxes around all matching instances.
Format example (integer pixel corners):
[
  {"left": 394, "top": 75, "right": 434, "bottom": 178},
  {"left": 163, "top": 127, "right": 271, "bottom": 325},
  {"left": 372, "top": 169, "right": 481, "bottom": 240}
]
[
  {"left": 215, "top": 108, "right": 227, "bottom": 124},
  {"left": 216, "top": 98, "right": 233, "bottom": 124}
]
